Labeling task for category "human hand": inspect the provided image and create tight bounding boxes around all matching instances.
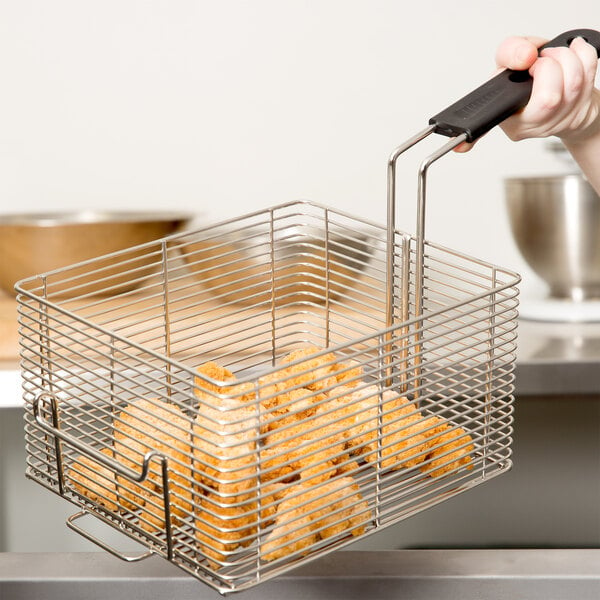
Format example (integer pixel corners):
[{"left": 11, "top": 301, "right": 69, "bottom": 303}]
[
  {"left": 454, "top": 34, "right": 600, "bottom": 152},
  {"left": 495, "top": 35, "right": 600, "bottom": 144}
]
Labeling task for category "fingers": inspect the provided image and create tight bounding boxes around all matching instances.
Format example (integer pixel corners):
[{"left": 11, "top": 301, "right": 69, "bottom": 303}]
[
  {"left": 568, "top": 36, "right": 600, "bottom": 88},
  {"left": 456, "top": 34, "right": 599, "bottom": 151},
  {"left": 526, "top": 53, "right": 574, "bottom": 119},
  {"left": 495, "top": 36, "right": 547, "bottom": 71},
  {"left": 498, "top": 35, "right": 600, "bottom": 141}
]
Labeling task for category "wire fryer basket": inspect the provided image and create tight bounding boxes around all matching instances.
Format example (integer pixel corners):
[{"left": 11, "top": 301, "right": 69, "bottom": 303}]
[
  {"left": 42, "top": 30, "right": 600, "bottom": 587},
  {"left": 16, "top": 196, "right": 519, "bottom": 594}
]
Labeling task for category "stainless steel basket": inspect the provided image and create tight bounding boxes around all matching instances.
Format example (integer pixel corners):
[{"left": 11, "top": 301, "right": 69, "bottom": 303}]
[
  {"left": 26, "top": 27, "right": 592, "bottom": 589},
  {"left": 16, "top": 197, "right": 519, "bottom": 593}
]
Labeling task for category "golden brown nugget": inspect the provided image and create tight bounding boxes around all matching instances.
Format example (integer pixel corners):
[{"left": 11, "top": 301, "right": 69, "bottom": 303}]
[
  {"left": 259, "top": 386, "right": 323, "bottom": 434},
  {"left": 331, "top": 361, "right": 364, "bottom": 387},
  {"left": 260, "top": 413, "right": 349, "bottom": 484},
  {"left": 262, "top": 476, "right": 372, "bottom": 562},
  {"left": 192, "top": 398, "right": 258, "bottom": 504},
  {"left": 195, "top": 496, "right": 258, "bottom": 569},
  {"left": 257, "top": 350, "right": 351, "bottom": 411},
  {"left": 314, "top": 384, "right": 368, "bottom": 447},
  {"left": 194, "top": 362, "right": 256, "bottom": 404},
  {"left": 194, "top": 483, "right": 287, "bottom": 569},
  {"left": 195, "top": 361, "right": 235, "bottom": 393},
  {"left": 278, "top": 345, "right": 337, "bottom": 391},
  {"left": 321, "top": 385, "right": 410, "bottom": 447},
  {"left": 256, "top": 349, "right": 360, "bottom": 433},
  {"left": 113, "top": 398, "right": 193, "bottom": 521},
  {"left": 257, "top": 370, "right": 287, "bottom": 405},
  {"left": 67, "top": 448, "right": 136, "bottom": 512},
  {"left": 420, "top": 420, "right": 474, "bottom": 478},
  {"left": 315, "top": 478, "right": 371, "bottom": 540},
  {"left": 326, "top": 385, "right": 432, "bottom": 470},
  {"left": 138, "top": 491, "right": 188, "bottom": 534},
  {"left": 193, "top": 361, "right": 261, "bottom": 502}
]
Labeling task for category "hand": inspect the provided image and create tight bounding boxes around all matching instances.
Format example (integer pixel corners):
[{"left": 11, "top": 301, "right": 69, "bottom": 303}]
[{"left": 495, "top": 35, "right": 600, "bottom": 143}]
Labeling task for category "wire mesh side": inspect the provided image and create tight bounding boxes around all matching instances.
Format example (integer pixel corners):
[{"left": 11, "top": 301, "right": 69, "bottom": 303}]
[{"left": 17, "top": 200, "right": 519, "bottom": 593}]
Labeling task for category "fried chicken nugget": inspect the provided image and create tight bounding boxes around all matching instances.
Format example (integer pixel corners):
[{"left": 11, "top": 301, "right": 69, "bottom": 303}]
[
  {"left": 262, "top": 476, "right": 371, "bottom": 562},
  {"left": 113, "top": 398, "right": 193, "bottom": 524},
  {"left": 420, "top": 417, "right": 474, "bottom": 478},
  {"left": 195, "top": 483, "right": 287, "bottom": 569},
  {"left": 256, "top": 348, "right": 363, "bottom": 436},
  {"left": 195, "top": 361, "right": 235, "bottom": 391},
  {"left": 67, "top": 447, "right": 137, "bottom": 512},
  {"left": 331, "top": 361, "right": 364, "bottom": 387},
  {"left": 194, "top": 361, "right": 257, "bottom": 402},
  {"left": 260, "top": 411, "right": 349, "bottom": 485},
  {"left": 192, "top": 397, "right": 259, "bottom": 504},
  {"left": 258, "top": 386, "right": 323, "bottom": 434},
  {"left": 324, "top": 385, "right": 432, "bottom": 470},
  {"left": 195, "top": 497, "right": 257, "bottom": 569},
  {"left": 278, "top": 345, "right": 338, "bottom": 391},
  {"left": 192, "top": 360, "right": 265, "bottom": 504}
]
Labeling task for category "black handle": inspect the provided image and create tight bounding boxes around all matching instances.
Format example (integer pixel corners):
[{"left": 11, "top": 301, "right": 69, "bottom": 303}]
[{"left": 429, "top": 28, "right": 600, "bottom": 142}]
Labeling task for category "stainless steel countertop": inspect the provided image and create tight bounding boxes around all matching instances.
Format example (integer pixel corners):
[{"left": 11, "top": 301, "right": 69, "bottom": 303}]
[
  {"left": 2, "top": 550, "right": 600, "bottom": 599},
  {"left": 515, "top": 319, "right": 600, "bottom": 395}
]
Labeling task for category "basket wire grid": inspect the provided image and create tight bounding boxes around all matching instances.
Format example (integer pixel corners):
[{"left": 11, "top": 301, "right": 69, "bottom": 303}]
[{"left": 17, "top": 134, "right": 519, "bottom": 594}]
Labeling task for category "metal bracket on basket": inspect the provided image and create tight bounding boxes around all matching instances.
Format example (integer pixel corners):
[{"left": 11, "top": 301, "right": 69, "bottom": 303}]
[
  {"left": 385, "top": 128, "right": 467, "bottom": 394},
  {"left": 66, "top": 511, "right": 155, "bottom": 562},
  {"left": 33, "top": 393, "right": 160, "bottom": 484},
  {"left": 32, "top": 392, "right": 177, "bottom": 561}
]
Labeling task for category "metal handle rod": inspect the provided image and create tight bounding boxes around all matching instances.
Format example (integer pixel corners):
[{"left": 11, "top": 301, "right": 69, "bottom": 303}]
[
  {"left": 415, "top": 133, "right": 468, "bottom": 316},
  {"left": 411, "top": 133, "right": 468, "bottom": 398},
  {"left": 33, "top": 393, "right": 163, "bottom": 484},
  {"left": 66, "top": 511, "right": 154, "bottom": 562},
  {"left": 385, "top": 128, "right": 466, "bottom": 391},
  {"left": 386, "top": 125, "right": 435, "bottom": 334},
  {"left": 385, "top": 126, "right": 435, "bottom": 386}
]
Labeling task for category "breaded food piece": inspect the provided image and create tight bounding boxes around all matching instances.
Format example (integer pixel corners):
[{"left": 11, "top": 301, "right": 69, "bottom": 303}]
[
  {"left": 314, "top": 384, "right": 369, "bottom": 447},
  {"left": 192, "top": 397, "right": 258, "bottom": 504},
  {"left": 67, "top": 447, "right": 136, "bottom": 512},
  {"left": 195, "top": 361, "right": 235, "bottom": 391},
  {"left": 195, "top": 483, "right": 286, "bottom": 569},
  {"left": 260, "top": 412, "right": 349, "bottom": 485},
  {"left": 317, "top": 478, "right": 371, "bottom": 540},
  {"left": 331, "top": 361, "right": 364, "bottom": 387},
  {"left": 361, "top": 414, "right": 431, "bottom": 470},
  {"left": 257, "top": 370, "right": 286, "bottom": 404},
  {"left": 259, "top": 387, "right": 323, "bottom": 434},
  {"left": 195, "top": 496, "right": 258, "bottom": 569},
  {"left": 420, "top": 418, "right": 474, "bottom": 478},
  {"left": 193, "top": 361, "right": 262, "bottom": 503},
  {"left": 262, "top": 476, "right": 372, "bottom": 562},
  {"left": 194, "top": 361, "right": 256, "bottom": 404},
  {"left": 323, "top": 385, "right": 432, "bottom": 470},
  {"left": 138, "top": 487, "right": 200, "bottom": 534},
  {"left": 278, "top": 345, "right": 338, "bottom": 391},
  {"left": 113, "top": 398, "right": 193, "bottom": 522},
  {"left": 256, "top": 349, "right": 363, "bottom": 435}
]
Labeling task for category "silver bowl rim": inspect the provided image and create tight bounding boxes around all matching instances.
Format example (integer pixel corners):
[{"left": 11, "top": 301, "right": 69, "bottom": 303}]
[
  {"left": 0, "top": 210, "right": 194, "bottom": 227},
  {"left": 504, "top": 173, "right": 589, "bottom": 185}
]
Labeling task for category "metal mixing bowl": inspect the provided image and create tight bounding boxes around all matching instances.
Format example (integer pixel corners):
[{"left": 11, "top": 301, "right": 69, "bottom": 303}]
[
  {"left": 505, "top": 174, "right": 600, "bottom": 301},
  {"left": 179, "top": 224, "right": 375, "bottom": 305},
  {"left": 1, "top": 211, "right": 192, "bottom": 296}
]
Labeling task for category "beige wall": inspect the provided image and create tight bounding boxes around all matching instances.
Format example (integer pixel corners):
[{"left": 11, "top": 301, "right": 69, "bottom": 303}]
[{"left": 0, "top": 1, "right": 599, "bottom": 299}]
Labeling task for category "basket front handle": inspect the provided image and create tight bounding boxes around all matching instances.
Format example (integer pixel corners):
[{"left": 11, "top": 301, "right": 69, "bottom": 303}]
[
  {"left": 33, "top": 393, "right": 162, "bottom": 484},
  {"left": 429, "top": 28, "right": 600, "bottom": 142},
  {"left": 66, "top": 511, "right": 155, "bottom": 562}
]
